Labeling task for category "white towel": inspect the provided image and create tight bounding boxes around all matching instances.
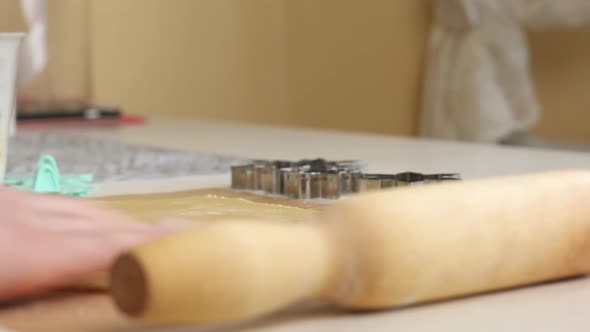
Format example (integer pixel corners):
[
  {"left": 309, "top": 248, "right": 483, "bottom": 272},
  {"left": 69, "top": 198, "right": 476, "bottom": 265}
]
[
  {"left": 16, "top": 0, "right": 47, "bottom": 88},
  {"left": 420, "top": 0, "right": 590, "bottom": 143},
  {"left": 13, "top": 0, "right": 47, "bottom": 136}
]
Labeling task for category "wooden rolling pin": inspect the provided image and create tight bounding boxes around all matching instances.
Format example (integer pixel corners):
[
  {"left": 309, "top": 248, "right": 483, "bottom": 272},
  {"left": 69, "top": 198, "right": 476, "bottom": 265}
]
[{"left": 110, "top": 170, "right": 590, "bottom": 324}]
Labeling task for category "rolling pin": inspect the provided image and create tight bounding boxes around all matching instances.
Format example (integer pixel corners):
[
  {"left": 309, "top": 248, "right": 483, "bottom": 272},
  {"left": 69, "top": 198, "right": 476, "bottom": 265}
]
[{"left": 110, "top": 170, "right": 590, "bottom": 324}]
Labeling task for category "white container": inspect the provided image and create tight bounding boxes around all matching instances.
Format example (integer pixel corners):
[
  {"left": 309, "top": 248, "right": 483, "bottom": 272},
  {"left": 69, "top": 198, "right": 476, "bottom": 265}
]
[{"left": 0, "top": 33, "right": 24, "bottom": 180}]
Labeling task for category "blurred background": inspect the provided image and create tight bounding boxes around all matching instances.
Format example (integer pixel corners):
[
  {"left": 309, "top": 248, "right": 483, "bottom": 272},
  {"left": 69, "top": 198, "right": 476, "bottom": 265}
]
[{"left": 1, "top": 0, "right": 590, "bottom": 143}]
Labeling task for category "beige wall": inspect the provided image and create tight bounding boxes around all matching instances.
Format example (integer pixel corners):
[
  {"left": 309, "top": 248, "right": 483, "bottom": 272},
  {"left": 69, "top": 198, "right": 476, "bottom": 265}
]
[
  {"left": 3, "top": 0, "right": 590, "bottom": 141},
  {"left": 91, "top": 1, "right": 590, "bottom": 140},
  {"left": 90, "top": 0, "right": 289, "bottom": 124},
  {"left": 529, "top": 28, "right": 590, "bottom": 143},
  {"left": 0, "top": 0, "right": 26, "bottom": 32},
  {"left": 284, "top": 1, "right": 429, "bottom": 135},
  {"left": 2, "top": 0, "right": 91, "bottom": 101},
  {"left": 90, "top": 0, "right": 427, "bottom": 135}
]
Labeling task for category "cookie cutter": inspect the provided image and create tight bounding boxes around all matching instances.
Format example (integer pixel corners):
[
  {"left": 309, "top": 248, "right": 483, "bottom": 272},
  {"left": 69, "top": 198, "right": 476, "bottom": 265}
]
[
  {"left": 280, "top": 159, "right": 367, "bottom": 199},
  {"left": 281, "top": 167, "right": 342, "bottom": 199},
  {"left": 5, "top": 154, "right": 95, "bottom": 197},
  {"left": 231, "top": 159, "right": 460, "bottom": 200}
]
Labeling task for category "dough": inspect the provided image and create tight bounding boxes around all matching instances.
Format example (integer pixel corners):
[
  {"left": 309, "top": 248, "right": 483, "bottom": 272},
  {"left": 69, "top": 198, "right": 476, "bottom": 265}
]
[
  {"left": 101, "top": 194, "right": 316, "bottom": 224},
  {"left": 73, "top": 189, "right": 319, "bottom": 290}
]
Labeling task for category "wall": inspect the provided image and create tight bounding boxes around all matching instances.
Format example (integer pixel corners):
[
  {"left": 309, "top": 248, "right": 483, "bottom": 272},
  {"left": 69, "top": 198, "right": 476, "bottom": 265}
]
[
  {"left": 0, "top": 0, "right": 25, "bottom": 31},
  {"left": 529, "top": 28, "right": 590, "bottom": 143},
  {"left": 89, "top": 0, "right": 428, "bottom": 135},
  {"left": 284, "top": 0, "right": 429, "bottom": 135},
  {"left": 90, "top": 0, "right": 289, "bottom": 124},
  {"left": 3, "top": 0, "right": 590, "bottom": 141},
  {"left": 1, "top": 0, "right": 91, "bottom": 101}
]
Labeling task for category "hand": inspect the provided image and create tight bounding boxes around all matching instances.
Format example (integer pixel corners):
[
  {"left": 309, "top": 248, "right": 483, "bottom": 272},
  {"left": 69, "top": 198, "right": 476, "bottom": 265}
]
[{"left": 0, "top": 186, "right": 168, "bottom": 300}]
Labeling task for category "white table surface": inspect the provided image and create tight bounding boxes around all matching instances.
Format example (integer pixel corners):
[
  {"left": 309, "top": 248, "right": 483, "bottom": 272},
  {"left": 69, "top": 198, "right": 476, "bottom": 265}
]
[{"left": 70, "top": 117, "right": 590, "bottom": 331}]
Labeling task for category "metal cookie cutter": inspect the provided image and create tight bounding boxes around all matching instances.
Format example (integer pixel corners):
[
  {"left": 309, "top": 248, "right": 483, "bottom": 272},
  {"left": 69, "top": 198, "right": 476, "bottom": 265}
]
[
  {"left": 395, "top": 172, "right": 461, "bottom": 186},
  {"left": 356, "top": 172, "right": 461, "bottom": 192},
  {"left": 357, "top": 174, "right": 397, "bottom": 192},
  {"left": 231, "top": 163, "right": 256, "bottom": 190},
  {"left": 280, "top": 159, "right": 365, "bottom": 199},
  {"left": 280, "top": 167, "right": 304, "bottom": 199},
  {"left": 280, "top": 167, "right": 322, "bottom": 199},
  {"left": 231, "top": 159, "right": 292, "bottom": 192},
  {"left": 231, "top": 159, "right": 461, "bottom": 200},
  {"left": 258, "top": 160, "right": 292, "bottom": 194}
]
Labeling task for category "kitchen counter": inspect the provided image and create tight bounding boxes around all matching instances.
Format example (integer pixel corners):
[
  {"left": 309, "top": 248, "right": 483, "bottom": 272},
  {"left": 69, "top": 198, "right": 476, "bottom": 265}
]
[{"left": 2, "top": 117, "right": 590, "bottom": 332}]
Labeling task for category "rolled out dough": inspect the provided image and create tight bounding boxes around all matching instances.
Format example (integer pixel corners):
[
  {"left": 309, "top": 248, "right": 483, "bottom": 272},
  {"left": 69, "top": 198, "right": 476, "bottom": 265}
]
[
  {"left": 75, "top": 188, "right": 321, "bottom": 289},
  {"left": 100, "top": 194, "right": 316, "bottom": 224}
]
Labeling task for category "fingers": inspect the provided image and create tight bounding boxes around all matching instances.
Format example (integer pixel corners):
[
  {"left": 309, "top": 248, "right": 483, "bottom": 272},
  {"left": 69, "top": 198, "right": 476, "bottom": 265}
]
[
  {"left": 16, "top": 211, "right": 153, "bottom": 233},
  {"left": 0, "top": 185, "right": 196, "bottom": 300},
  {"left": 0, "top": 190, "right": 151, "bottom": 232},
  {"left": 0, "top": 327, "right": 17, "bottom": 332},
  {"left": 0, "top": 225, "right": 171, "bottom": 299},
  {"left": 28, "top": 195, "right": 140, "bottom": 227}
]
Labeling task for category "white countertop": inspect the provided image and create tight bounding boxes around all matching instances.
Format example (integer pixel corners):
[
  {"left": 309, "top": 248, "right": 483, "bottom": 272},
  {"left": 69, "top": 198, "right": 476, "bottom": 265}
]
[
  {"left": 82, "top": 117, "right": 590, "bottom": 179},
  {"left": 72, "top": 117, "right": 590, "bottom": 331}
]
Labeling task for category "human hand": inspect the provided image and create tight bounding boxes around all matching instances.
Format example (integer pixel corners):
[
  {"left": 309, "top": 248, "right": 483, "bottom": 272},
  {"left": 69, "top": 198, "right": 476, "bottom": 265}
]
[{"left": 0, "top": 186, "right": 169, "bottom": 300}]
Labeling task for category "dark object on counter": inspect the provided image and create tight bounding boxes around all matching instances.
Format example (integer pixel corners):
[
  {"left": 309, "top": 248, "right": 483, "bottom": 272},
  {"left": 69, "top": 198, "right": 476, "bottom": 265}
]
[{"left": 231, "top": 158, "right": 461, "bottom": 200}]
